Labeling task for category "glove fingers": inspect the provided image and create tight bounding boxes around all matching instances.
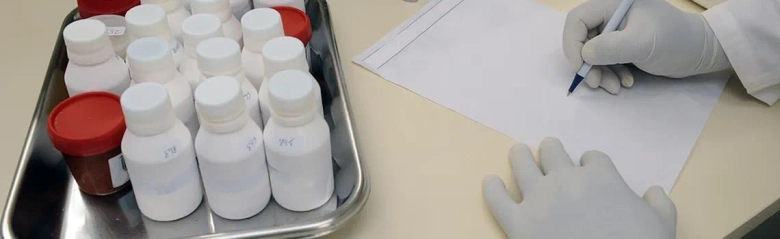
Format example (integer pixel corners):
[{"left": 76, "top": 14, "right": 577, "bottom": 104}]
[
  {"left": 587, "top": 28, "right": 599, "bottom": 40},
  {"left": 579, "top": 150, "right": 619, "bottom": 173},
  {"left": 600, "top": 66, "right": 621, "bottom": 94},
  {"left": 562, "top": 1, "right": 610, "bottom": 71},
  {"left": 643, "top": 186, "right": 678, "bottom": 234},
  {"left": 508, "top": 143, "right": 543, "bottom": 195},
  {"left": 584, "top": 66, "right": 602, "bottom": 88},
  {"left": 539, "top": 137, "right": 575, "bottom": 175},
  {"left": 582, "top": 29, "right": 649, "bottom": 66},
  {"left": 482, "top": 175, "right": 516, "bottom": 226},
  {"left": 608, "top": 64, "right": 634, "bottom": 87}
]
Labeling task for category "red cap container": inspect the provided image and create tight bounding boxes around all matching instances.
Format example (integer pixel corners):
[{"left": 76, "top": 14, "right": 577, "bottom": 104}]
[
  {"left": 48, "top": 92, "right": 129, "bottom": 196},
  {"left": 272, "top": 6, "right": 312, "bottom": 46},
  {"left": 77, "top": 0, "right": 141, "bottom": 19}
]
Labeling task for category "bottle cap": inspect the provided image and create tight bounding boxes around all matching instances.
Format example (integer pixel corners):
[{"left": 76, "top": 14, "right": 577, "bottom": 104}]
[
  {"left": 125, "top": 4, "right": 173, "bottom": 41},
  {"left": 197, "top": 37, "right": 242, "bottom": 76},
  {"left": 182, "top": 14, "right": 223, "bottom": 57},
  {"left": 191, "top": 0, "right": 231, "bottom": 21},
  {"left": 140, "top": 0, "right": 182, "bottom": 13},
  {"left": 271, "top": 6, "right": 311, "bottom": 46},
  {"left": 268, "top": 70, "right": 316, "bottom": 117},
  {"left": 120, "top": 82, "right": 177, "bottom": 135},
  {"left": 78, "top": 0, "right": 140, "bottom": 18},
  {"left": 262, "top": 36, "right": 308, "bottom": 78},
  {"left": 126, "top": 37, "right": 177, "bottom": 83},
  {"left": 241, "top": 8, "right": 284, "bottom": 52},
  {"left": 89, "top": 15, "right": 131, "bottom": 58},
  {"left": 194, "top": 76, "right": 245, "bottom": 123},
  {"left": 47, "top": 92, "right": 126, "bottom": 157},
  {"left": 63, "top": 19, "right": 116, "bottom": 66}
]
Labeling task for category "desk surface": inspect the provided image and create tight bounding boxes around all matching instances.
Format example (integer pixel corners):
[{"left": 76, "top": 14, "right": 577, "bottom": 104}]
[{"left": 1, "top": 1, "right": 779, "bottom": 238}]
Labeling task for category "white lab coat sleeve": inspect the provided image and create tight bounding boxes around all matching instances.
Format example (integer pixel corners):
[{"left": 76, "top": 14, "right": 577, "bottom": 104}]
[{"left": 702, "top": 0, "right": 780, "bottom": 105}]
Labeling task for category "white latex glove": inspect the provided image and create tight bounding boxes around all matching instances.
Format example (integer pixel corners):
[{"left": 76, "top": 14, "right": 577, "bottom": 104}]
[
  {"left": 562, "top": 0, "right": 731, "bottom": 94},
  {"left": 482, "top": 138, "right": 677, "bottom": 239}
]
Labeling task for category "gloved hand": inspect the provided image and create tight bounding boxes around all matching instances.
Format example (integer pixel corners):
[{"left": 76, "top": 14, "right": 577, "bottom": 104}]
[
  {"left": 562, "top": 0, "right": 731, "bottom": 94},
  {"left": 482, "top": 138, "right": 677, "bottom": 239}
]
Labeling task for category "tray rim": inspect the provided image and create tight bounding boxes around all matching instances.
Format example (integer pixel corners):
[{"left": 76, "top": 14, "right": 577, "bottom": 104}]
[{"left": 1, "top": 1, "right": 371, "bottom": 238}]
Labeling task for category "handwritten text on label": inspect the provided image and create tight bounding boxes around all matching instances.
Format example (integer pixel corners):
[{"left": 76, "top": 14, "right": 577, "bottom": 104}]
[
  {"left": 246, "top": 136, "right": 258, "bottom": 152},
  {"left": 107, "top": 27, "right": 125, "bottom": 36}
]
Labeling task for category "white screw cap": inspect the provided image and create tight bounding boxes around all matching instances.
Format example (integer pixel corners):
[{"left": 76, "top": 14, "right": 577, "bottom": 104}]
[
  {"left": 268, "top": 70, "right": 316, "bottom": 117},
  {"left": 197, "top": 37, "right": 242, "bottom": 76},
  {"left": 141, "top": 0, "right": 182, "bottom": 13},
  {"left": 126, "top": 37, "right": 177, "bottom": 83},
  {"left": 195, "top": 76, "right": 245, "bottom": 123},
  {"left": 182, "top": 14, "right": 223, "bottom": 57},
  {"left": 262, "top": 36, "right": 308, "bottom": 79},
  {"left": 89, "top": 15, "right": 131, "bottom": 59},
  {"left": 126, "top": 4, "right": 173, "bottom": 41},
  {"left": 63, "top": 19, "right": 115, "bottom": 65},
  {"left": 191, "top": 0, "right": 231, "bottom": 21},
  {"left": 241, "top": 8, "right": 284, "bottom": 53},
  {"left": 121, "top": 82, "right": 177, "bottom": 136}
]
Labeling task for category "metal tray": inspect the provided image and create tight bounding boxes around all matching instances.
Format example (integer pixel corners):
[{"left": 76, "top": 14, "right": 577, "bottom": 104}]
[{"left": 1, "top": 0, "right": 369, "bottom": 237}]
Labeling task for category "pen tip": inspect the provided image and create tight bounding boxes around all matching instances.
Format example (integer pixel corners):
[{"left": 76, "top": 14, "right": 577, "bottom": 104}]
[{"left": 566, "top": 92, "right": 571, "bottom": 97}]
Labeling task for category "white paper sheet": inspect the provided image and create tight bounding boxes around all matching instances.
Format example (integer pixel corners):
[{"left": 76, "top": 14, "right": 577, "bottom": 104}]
[{"left": 354, "top": 0, "right": 730, "bottom": 194}]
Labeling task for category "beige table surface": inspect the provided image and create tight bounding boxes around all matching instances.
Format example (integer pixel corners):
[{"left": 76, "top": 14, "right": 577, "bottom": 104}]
[{"left": 1, "top": 0, "right": 779, "bottom": 238}]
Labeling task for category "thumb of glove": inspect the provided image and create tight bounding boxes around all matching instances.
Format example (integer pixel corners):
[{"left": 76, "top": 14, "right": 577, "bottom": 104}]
[
  {"left": 482, "top": 175, "right": 515, "bottom": 222},
  {"left": 642, "top": 186, "right": 677, "bottom": 234},
  {"left": 582, "top": 30, "right": 649, "bottom": 66}
]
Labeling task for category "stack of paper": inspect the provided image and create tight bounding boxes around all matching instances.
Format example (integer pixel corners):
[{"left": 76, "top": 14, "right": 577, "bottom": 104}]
[{"left": 354, "top": 0, "right": 731, "bottom": 194}]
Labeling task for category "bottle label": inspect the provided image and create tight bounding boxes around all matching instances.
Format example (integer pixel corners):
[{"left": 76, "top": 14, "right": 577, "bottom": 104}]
[
  {"left": 107, "top": 27, "right": 126, "bottom": 36},
  {"left": 267, "top": 163, "right": 292, "bottom": 185},
  {"left": 243, "top": 88, "right": 252, "bottom": 102},
  {"left": 245, "top": 136, "right": 259, "bottom": 153},
  {"left": 274, "top": 136, "right": 303, "bottom": 153},
  {"left": 108, "top": 153, "right": 129, "bottom": 188},
  {"left": 265, "top": 136, "right": 332, "bottom": 187},
  {"left": 132, "top": 160, "right": 200, "bottom": 195},
  {"left": 163, "top": 139, "right": 182, "bottom": 160}
]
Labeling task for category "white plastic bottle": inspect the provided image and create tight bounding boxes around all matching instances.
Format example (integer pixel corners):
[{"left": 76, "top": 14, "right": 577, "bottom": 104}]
[
  {"left": 230, "top": 0, "right": 253, "bottom": 20},
  {"left": 126, "top": 5, "right": 186, "bottom": 70},
  {"left": 259, "top": 36, "right": 323, "bottom": 125},
  {"left": 240, "top": 8, "right": 284, "bottom": 90},
  {"left": 191, "top": 0, "right": 243, "bottom": 48},
  {"left": 194, "top": 76, "right": 271, "bottom": 220},
  {"left": 185, "top": 0, "right": 252, "bottom": 20},
  {"left": 182, "top": 0, "right": 192, "bottom": 11},
  {"left": 264, "top": 70, "right": 333, "bottom": 211},
  {"left": 253, "top": 0, "right": 305, "bottom": 12},
  {"left": 181, "top": 14, "right": 224, "bottom": 91},
  {"left": 140, "top": 0, "right": 192, "bottom": 43},
  {"left": 120, "top": 82, "right": 203, "bottom": 221},
  {"left": 197, "top": 37, "right": 263, "bottom": 127},
  {"left": 126, "top": 37, "right": 199, "bottom": 138},
  {"left": 63, "top": 19, "right": 131, "bottom": 97},
  {"left": 89, "top": 15, "right": 131, "bottom": 59}
]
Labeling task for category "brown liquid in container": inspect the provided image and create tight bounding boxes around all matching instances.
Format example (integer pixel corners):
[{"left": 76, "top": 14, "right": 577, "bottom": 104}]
[
  {"left": 48, "top": 92, "right": 130, "bottom": 196},
  {"left": 63, "top": 148, "right": 128, "bottom": 195}
]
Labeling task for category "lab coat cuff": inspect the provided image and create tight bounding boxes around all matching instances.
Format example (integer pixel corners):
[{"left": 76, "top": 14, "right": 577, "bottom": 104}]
[{"left": 703, "top": 3, "right": 780, "bottom": 105}]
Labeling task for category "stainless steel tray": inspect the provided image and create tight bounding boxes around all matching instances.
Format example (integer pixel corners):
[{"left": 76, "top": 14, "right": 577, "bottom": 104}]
[{"left": 1, "top": 0, "right": 369, "bottom": 237}]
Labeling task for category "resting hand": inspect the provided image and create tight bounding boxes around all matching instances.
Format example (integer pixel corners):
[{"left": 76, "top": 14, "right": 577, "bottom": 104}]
[
  {"left": 562, "top": 0, "right": 730, "bottom": 94},
  {"left": 482, "top": 138, "right": 676, "bottom": 239}
]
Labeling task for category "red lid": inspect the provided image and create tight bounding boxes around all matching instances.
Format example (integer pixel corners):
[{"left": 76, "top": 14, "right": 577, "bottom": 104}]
[
  {"left": 272, "top": 6, "right": 312, "bottom": 46},
  {"left": 47, "top": 92, "right": 126, "bottom": 157},
  {"left": 77, "top": 0, "right": 140, "bottom": 19}
]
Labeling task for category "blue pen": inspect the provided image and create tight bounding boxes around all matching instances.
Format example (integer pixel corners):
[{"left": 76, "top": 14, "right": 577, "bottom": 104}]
[{"left": 567, "top": 0, "right": 635, "bottom": 96}]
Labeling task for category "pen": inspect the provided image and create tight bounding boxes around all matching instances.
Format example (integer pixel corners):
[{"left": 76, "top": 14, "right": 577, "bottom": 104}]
[{"left": 567, "top": 0, "right": 635, "bottom": 96}]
